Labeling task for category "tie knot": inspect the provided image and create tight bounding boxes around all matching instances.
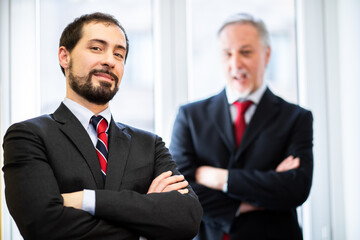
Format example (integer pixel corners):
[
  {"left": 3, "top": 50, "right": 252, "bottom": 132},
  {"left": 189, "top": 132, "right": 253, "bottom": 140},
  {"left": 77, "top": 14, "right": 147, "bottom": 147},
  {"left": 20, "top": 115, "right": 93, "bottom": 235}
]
[
  {"left": 233, "top": 100, "right": 253, "bottom": 114},
  {"left": 91, "top": 115, "right": 108, "bottom": 134}
]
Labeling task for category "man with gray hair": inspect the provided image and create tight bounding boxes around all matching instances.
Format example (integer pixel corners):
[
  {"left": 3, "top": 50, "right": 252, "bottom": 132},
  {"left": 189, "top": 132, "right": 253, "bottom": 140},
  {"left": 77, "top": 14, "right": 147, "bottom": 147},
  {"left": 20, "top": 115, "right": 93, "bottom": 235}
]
[{"left": 170, "top": 13, "right": 313, "bottom": 240}]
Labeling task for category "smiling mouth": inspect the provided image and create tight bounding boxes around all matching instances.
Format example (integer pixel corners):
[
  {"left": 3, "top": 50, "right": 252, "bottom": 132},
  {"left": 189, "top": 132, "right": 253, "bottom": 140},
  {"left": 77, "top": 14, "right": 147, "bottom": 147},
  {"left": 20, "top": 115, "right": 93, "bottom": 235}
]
[
  {"left": 94, "top": 72, "right": 114, "bottom": 81},
  {"left": 231, "top": 69, "right": 249, "bottom": 81},
  {"left": 233, "top": 72, "right": 249, "bottom": 81},
  {"left": 89, "top": 69, "right": 119, "bottom": 84}
]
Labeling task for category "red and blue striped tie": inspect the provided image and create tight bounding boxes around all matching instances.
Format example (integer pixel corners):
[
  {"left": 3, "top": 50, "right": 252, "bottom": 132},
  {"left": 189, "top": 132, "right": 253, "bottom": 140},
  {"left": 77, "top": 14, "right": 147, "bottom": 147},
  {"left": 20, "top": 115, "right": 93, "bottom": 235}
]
[{"left": 91, "top": 115, "right": 108, "bottom": 180}]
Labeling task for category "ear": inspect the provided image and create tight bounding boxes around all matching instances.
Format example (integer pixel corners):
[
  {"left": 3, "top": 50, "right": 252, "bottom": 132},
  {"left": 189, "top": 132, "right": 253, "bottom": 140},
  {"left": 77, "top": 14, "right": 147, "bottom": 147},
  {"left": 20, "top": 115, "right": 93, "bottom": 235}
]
[
  {"left": 59, "top": 46, "right": 70, "bottom": 71},
  {"left": 265, "top": 46, "right": 271, "bottom": 66}
]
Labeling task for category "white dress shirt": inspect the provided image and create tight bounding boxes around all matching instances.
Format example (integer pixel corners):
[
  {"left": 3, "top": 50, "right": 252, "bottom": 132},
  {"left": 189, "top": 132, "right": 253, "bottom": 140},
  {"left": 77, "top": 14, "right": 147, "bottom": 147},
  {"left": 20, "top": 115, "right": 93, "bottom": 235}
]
[{"left": 225, "top": 81, "right": 267, "bottom": 124}]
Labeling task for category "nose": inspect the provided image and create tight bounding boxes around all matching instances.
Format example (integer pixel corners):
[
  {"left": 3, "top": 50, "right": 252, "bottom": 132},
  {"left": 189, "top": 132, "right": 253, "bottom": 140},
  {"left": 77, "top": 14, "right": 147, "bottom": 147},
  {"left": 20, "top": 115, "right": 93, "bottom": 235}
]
[
  {"left": 101, "top": 50, "right": 116, "bottom": 69},
  {"left": 230, "top": 52, "right": 244, "bottom": 70}
]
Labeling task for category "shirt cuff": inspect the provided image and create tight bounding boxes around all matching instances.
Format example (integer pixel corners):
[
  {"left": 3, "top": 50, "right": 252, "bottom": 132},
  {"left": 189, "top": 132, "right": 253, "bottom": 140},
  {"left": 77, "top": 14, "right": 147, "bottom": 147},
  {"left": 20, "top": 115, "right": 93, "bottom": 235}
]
[
  {"left": 222, "top": 174, "right": 229, "bottom": 192},
  {"left": 82, "top": 189, "right": 95, "bottom": 215}
]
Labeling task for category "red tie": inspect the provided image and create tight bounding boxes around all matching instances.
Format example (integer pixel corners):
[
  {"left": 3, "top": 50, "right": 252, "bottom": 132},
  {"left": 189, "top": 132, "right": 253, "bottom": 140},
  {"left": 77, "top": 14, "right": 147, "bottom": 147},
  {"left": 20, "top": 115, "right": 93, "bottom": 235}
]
[
  {"left": 91, "top": 115, "right": 108, "bottom": 180},
  {"left": 222, "top": 233, "right": 230, "bottom": 240},
  {"left": 233, "top": 100, "right": 253, "bottom": 147}
]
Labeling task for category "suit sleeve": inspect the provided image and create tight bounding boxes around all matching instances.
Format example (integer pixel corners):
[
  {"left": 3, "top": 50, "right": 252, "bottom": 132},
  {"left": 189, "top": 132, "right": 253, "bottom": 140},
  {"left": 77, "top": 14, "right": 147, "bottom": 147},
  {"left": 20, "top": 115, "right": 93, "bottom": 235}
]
[
  {"left": 93, "top": 135, "right": 203, "bottom": 240},
  {"left": 3, "top": 122, "right": 137, "bottom": 240},
  {"left": 170, "top": 107, "right": 240, "bottom": 229},
  {"left": 227, "top": 110, "right": 314, "bottom": 210}
]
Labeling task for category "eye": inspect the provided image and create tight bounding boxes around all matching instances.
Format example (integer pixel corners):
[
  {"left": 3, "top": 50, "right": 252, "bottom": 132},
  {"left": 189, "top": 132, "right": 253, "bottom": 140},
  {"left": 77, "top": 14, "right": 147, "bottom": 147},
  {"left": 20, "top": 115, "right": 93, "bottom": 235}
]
[
  {"left": 114, "top": 52, "right": 124, "bottom": 59},
  {"left": 240, "top": 50, "right": 252, "bottom": 56},
  {"left": 90, "top": 46, "right": 102, "bottom": 51},
  {"left": 223, "top": 51, "right": 232, "bottom": 58}
]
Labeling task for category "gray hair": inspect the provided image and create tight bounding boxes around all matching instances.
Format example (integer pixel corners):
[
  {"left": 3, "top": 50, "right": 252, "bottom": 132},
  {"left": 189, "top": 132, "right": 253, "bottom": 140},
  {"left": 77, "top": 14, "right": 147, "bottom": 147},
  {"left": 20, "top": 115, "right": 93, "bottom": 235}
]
[{"left": 218, "top": 13, "right": 270, "bottom": 47}]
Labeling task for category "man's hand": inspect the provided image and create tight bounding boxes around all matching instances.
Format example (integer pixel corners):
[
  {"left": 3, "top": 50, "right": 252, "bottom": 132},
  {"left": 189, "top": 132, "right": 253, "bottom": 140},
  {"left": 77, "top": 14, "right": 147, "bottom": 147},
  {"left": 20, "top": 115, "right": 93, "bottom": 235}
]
[
  {"left": 239, "top": 202, "right": 264, "bottom": 214},
  {"left": 147, "top": 171, "right": 189, "bottom": 194},
  {"left": 195, "top": 166, "right": 228, "bottom": 191},
  {"left": 62, "top": 191, "right": 84, "bottom": 210},
  {"left": 276, "top": 155, "right": 300, "bottom": 172}
]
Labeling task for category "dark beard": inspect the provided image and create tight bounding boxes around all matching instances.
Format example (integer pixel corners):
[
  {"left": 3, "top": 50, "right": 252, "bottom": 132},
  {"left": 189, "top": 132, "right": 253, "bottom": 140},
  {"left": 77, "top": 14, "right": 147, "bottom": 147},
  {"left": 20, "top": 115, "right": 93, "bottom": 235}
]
[{"left": 68, "top": 67, "right": 119, "bottom": 105}]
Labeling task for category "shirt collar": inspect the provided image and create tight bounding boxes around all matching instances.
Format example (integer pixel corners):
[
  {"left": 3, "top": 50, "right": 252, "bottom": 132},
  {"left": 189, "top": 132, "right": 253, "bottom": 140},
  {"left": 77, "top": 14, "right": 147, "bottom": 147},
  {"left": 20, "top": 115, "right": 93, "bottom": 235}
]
[
  {"left": 63, "top": 98, "right": 112, "bottom": 131},
  {"left": 226, "top": 81, "right": 267, "bottom": 105}
]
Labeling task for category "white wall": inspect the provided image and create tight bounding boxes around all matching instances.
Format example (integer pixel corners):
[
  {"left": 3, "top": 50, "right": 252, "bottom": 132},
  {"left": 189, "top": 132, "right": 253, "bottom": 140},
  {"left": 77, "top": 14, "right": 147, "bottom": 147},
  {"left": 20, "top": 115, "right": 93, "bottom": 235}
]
[
  {"left": 338, "top": 0, "right": 360, "bottom": 239},
  {"left": 1, "top": 0, "right": 40, "bottom": 237},
  {"left": 153, "top": 0, "right": 189, "bottom": 144},
  {"left": 298, "top": 0, "right": 360, "bottom": 239},
  {"left": 324, "top": 0, "right": 346, "bottom": 239},
  {"left": 296, "top": 0, "right": 331, "bottom": 238}
]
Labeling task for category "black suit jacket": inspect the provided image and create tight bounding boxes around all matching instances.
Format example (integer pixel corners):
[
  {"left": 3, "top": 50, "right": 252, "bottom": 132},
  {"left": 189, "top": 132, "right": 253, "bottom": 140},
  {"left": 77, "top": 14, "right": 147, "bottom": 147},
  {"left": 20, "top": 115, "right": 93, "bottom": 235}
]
[
  {"left": 170, "top": 88, "right": 313, "bottom": 240},
  {"left": 3, "top": 103, "right": 202, "bottom": 240}
]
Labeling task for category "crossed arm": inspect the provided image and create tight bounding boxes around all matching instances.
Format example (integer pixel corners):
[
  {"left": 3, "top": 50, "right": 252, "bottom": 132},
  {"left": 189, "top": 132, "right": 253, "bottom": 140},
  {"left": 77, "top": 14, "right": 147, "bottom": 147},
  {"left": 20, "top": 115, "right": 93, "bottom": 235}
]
[
  {"left": 62, "top": 170, "right": 189, "bottom": 209},
  {"left": 171, "top": 105, "right": 313, "bottom": 217},
  {"left": 196, "top": 155, "right": 300, "bottom": 191},
  {"left": 3, "top": 122, "right": 202, "bottom": 239},
  {"left": 195, "top": 155, "right": 300, "bottom": 214}
]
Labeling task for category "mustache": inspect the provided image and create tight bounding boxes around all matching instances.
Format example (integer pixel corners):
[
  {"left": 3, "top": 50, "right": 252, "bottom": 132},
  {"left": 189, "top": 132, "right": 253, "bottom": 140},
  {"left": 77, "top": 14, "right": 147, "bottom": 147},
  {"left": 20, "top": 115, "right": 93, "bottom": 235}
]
[
  {"left": 231, "top": 69, "right": 250, "bottom": 78},
  {"left": 89, "top": 69, "right": 119, "bottom": 83}
]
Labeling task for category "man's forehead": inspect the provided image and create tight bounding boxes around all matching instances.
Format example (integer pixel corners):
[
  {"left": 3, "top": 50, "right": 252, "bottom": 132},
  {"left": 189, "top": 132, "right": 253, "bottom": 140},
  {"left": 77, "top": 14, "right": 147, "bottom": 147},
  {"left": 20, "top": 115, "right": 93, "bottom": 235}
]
[
  {"left": 80, "top": 22, "right": 126, "bottom": 45},
  {"left": 220, "top": 24, "right": 262, "bottom": 44},
  {"left": 222, "top": 23, "right": 259, "bottom": 37},
  {"left": 82, "top": 21, "right": 122, "bottom": 34}
]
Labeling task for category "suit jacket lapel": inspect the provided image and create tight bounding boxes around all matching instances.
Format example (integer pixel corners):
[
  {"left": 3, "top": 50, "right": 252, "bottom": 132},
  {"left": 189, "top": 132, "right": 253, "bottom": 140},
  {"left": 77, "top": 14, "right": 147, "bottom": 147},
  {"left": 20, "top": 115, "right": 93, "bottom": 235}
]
[
  {"left": 52, "top": 103, "right": 105, "bottom": 188},
  {"left": 236, "top": 88, "right": 280, "bottom": 157},
  {"left": 208, "top": 89, "right": 236, "bottom": 152},
  {"left": 105, "top": 119, "right": 131, "bottom": 190}
]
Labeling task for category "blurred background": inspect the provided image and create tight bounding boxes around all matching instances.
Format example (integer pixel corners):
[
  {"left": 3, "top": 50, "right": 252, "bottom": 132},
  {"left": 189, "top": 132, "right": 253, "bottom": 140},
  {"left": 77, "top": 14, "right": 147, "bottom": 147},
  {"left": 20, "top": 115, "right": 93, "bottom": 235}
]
[{"left": 1, "top": 0, "right": 359, "bottom": 239}]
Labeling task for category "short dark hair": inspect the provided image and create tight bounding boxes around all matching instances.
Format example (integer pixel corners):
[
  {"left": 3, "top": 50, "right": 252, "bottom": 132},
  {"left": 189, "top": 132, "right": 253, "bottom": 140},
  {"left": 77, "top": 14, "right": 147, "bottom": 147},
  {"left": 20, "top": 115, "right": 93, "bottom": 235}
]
[{"left": 59, "top": 12, "right": 129, "bottom": 75}]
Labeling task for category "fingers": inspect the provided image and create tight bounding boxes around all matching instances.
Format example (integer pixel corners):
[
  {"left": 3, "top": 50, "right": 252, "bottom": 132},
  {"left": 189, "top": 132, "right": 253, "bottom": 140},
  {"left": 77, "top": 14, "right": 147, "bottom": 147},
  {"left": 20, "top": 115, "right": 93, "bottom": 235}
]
[
  {"left": 155, "top": 175, "right": 186, "bottom": 191},
  {"left": 163, "top": 179, "right": 189, "bottom": 192},
  {"left": 147, "top": 171, "right": 189, "bottom": 194},
  {"left": 239, "top": 202, "right": 264, "bottom": 214},
  {"left": 292, "top": 157, "right": 300, "bottom": 169},
  {"left": 177, "top": 188, "right": 189, "bottom": 194},
  {"left": 279, "top": 156, "right": 294, "bottom": 171},
  {"left": 147, "top": 171, "right": 172, "bottom": 193},
  {"left": 276, "top": 155, "right": 301, "bottom": 172}
]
